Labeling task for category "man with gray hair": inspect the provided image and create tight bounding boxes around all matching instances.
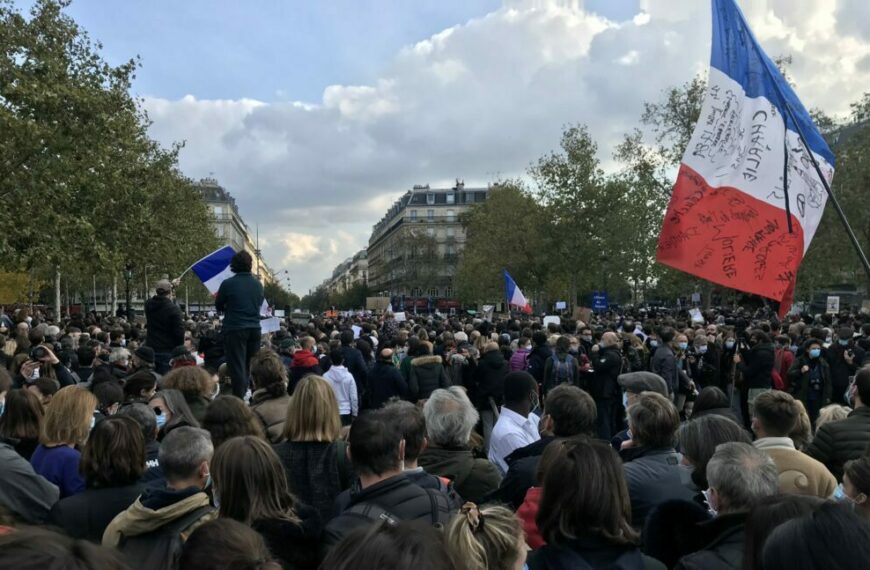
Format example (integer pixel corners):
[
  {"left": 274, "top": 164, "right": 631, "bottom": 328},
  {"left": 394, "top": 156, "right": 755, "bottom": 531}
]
[
  {"left": 418, "top": 387, "right": 501, "bottom": 503},
  {"left": 102, "top": 427, "right": 217, "bottom": 567},
  {"left": 675, "top": 442, "right": 778, "bottom": 570}
]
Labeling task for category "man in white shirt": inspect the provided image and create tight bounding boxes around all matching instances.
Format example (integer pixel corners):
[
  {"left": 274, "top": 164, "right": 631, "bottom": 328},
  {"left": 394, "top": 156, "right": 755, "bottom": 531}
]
[
  {"left": 323, "top": 350, "right": 359, "bottom": 425},
  {"left": 488, "top": 371, "right": 541, "bottom": 476}
]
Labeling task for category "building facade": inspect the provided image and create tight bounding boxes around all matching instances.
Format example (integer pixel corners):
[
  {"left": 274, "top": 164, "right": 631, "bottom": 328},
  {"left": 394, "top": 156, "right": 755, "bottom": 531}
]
[
  {"left": 196, "top": 178, "right": 274, "bottom": 285},
  {"left": 368, "top": 181, "right": 487, "bottom": 306},
  {"left": 325, "top": 249, "right": 368, "bottom": 295}
]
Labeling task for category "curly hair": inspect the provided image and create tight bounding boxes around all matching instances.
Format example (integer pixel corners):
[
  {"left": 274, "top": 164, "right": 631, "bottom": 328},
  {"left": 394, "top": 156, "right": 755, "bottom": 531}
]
[
  {"left": 163, "top": 366, "right": 212, "bottom": 400},
  {"left": 250, "top": 349, "right": 287, "bottom": 398},
  {"left": 203, "top": 396, "right": 264, "bottom": 449}
]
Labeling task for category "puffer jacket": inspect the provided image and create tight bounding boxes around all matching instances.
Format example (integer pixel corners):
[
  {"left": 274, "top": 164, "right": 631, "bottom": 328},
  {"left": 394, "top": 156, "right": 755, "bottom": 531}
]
[
  {"left": 408, "top": 355, "right": 449, "bottom": 401},
  {"left": 806, "top": 406, "right": 870, "bottom": 481},
  {"left": 250, "top": 390, "right": 290, "bottom": 443}
]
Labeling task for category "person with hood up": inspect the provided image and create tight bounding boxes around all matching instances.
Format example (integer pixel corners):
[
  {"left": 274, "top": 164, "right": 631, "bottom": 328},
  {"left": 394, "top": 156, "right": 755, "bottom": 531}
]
[
  {"left": 289, "top": 336, "right": 322, "bottom": 394},
  {"left": 408, "top": 341, "right": 450, "bottom": 402}
]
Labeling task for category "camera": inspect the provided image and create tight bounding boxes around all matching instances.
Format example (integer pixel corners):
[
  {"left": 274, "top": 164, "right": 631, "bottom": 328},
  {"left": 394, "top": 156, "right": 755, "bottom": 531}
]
[{"left": 29, "top": 346, "right": 48, "bottom": 360}]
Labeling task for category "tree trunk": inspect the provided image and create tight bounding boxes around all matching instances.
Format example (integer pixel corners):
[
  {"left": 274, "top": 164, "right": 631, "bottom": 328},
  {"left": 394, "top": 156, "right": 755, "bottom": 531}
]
[
  {"left": 111, "top": 274, "right": 118, "bottom": 315},
  {"left": 54, "top": 270, "right": 62, "bottom": 320}
]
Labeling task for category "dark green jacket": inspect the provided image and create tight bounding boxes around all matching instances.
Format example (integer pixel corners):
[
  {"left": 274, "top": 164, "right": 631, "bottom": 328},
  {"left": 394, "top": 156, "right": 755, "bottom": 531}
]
[{"left": 215, "top": 272, "right": 264, "bottom": 331}]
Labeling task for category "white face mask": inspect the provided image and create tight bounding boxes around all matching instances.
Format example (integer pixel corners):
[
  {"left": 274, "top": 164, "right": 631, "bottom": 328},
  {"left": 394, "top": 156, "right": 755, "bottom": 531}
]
[
  {"left": 622, "top": 391, "right": 630, "bottom": 410},
  {"left": 702, "top": 488, "right": 719, "bottom": 517}
]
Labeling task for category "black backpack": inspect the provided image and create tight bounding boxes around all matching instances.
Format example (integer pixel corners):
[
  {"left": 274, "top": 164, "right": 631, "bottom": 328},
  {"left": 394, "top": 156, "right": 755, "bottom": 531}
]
[
  {"left": 342, "top": 488, "right": 452, "bottom": 529},
  {"left": 117, "top": 505, "right": 215, "bottom": 570}
]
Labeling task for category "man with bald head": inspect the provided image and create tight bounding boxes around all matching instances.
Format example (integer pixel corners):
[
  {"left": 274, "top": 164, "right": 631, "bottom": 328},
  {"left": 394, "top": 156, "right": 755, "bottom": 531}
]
[
  {"left": 591, "top": 331, "right": 624, "bottom": 439},
  {"left": 367, "top": 347, "right": 409, "bottom": 409}
]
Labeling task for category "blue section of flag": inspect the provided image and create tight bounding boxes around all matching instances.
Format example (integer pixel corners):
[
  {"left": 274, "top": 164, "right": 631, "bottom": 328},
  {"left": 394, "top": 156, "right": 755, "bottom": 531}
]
[
  {"left": 503, "top": 270, "right": 518, "bottom": 302},
  {"left": 191, "top": 245, "right": 236, "bottom": 283},
  {"left": 711, "top": 0, "right": 834, "bottom": 166}
]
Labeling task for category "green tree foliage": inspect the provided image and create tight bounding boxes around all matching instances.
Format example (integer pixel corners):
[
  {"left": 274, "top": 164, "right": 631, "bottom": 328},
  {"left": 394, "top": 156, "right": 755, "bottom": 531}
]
[
  {"left": 0, "top": 0, "right": 219, "bottom": 303},
  {"left": 264, "top": 281, "right": 301, "bottom": 310}
]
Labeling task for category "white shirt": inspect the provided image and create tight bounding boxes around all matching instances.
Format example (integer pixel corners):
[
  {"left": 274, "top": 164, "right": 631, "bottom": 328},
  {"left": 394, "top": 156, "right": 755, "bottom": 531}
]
[
  {"left": 488, "top": 407, "right": 540, "bottom": 476},
  {"left": 323, "top": 365, "right": 359, "bottom": 417}
]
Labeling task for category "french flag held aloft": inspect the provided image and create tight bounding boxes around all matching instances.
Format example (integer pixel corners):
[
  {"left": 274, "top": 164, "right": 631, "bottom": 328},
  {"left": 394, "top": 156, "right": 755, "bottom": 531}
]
[
  {"left": 504, "top": 270, "right": 533, "bottom": 314},
  {"left": 656, "top": 0, "right": 834, "bottom": 316}
]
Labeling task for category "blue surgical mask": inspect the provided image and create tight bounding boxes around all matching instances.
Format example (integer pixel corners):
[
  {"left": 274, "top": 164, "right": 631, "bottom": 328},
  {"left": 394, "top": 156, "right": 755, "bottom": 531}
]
[
  {"left": 0, "top": 401, "right": 4, "bottom": 417},
  {"left": 678, "top": 342, "right": 688, "bottom": 351},
  {"left": 810, "top": 348, "right": 821, "bottom": 359},
  {"left": 839, "top": 339, "right": 850, "bottom": 346},
  {"left": 650, "top": 340, "right": 659, "bottom": 348},
  {"left": 622, "top": 391, "right": 630, "bottom": 410},
  {"left": 698, "top": 346, "right": 708, "bottom": 354},
  {"left": 834, "top": 483, "right": 852, "bottom": 503},
  {"left": 155, "top": 412, "right": 167, "bottom": 429},
  {"left": 725, "top": 341, "right": 735, "bottom": 350}
]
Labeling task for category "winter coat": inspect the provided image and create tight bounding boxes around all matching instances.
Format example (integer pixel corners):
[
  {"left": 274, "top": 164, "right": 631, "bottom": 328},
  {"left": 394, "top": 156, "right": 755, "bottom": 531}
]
[
  {"left": 340, "top": 345, "right": 368, "bottom": 398},
  {"left": 250, "top": 390, "right": 290, "bottom": 443},
  {"left": 740, "top": 342, "right": 775, "bottom": 389},
  {"left": 215, "top": 271, "right": 264, "bottom": 331},
  {"left": 621, "top": 447, "right": 696, "bottom": 530},
  {"left": 273, "top": 440, "right": 352, "bottom": 525},
  {"left": 591, "top": 345, "right": 624, "bottom": 400},
  {"left": 321, "top": 475, "right": 452, "bottom": 554},
  {"left": 787, "top": 356, "right": 832, "bottom": 406},
  {"left": 510, "top": 347, "right": 531, "bottom": 371},
  {"left": 289, "top": 350, "right": 322, "bottom": 394},
  {"left": 366, "top": 360, "right": 409, "bottom": 409},
  {"left": 471, "top": 350, "right": 508, "bottom": 409},
  {"left": 0, "top": 441, "right": 59, "bottom": 524},
  {"left": 527, "top": 344, "right": 553, "bottom": 385},
  {"left": 528, "top": 534, "right": 665, "bottom": 570},
  {"left": 49, "top": 483, "right": 144, "bottom": 543},
  {"left": 753, "top": 437, "right": 836, "bottom": 498},
  {"left": 486, "top": 436, "right": 555, "bottom": 509},
  {"left": 144, "top": 296, "right": 184, "bottom": 353},
  {"left": 408, "top": 355, "right": 449, "bottom": 401},
  {"left": 252, "top": 503, "right": 322, "bottom": 570},
  {"left": 30, "top": 444, "right": 85, "bottom": 499},
  {"left": 418, "top": 445, "right": 501, "bottom": 504},
  {"left": 828, "top": 343, "right": 865, "bottom": 398},
  {"left": 652, "top": 346, "right": 678, "bottom": 394},
  {"left": 806, "top": 406, "right": 870, "bottom": 481},
  {"left": 102, "top": 486, "right": 216, "bottom": 547},
  {"left": 674, "top": 512, "right": 747, "bottom": 570},
  {"left": 517, "top": 486, "right": 545, "bottom": 549}
]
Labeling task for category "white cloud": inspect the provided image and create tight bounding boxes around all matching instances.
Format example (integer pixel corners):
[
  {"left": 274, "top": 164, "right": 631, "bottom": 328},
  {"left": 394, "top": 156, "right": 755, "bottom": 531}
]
[{"left": 142, "top": 0, "right": 870, "bottom": 294}]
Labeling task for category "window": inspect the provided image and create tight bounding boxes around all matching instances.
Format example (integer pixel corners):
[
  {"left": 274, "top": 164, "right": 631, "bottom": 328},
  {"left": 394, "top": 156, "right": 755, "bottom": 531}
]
[
  {"left": 427, "top": 193, "right": 435, "bottom": 205},
  {"left": 213, "top": 206, "right": 223, "bottom": 216},
  {"left": 446, "top": 226, "right": 455, "bottom": 237},
  {"left": 446, "top": 209, "right": 455, "bottom": 222},
  {"left": 446, "top": 244, "right": 455, "bottom": 255},
  {"left": 445, "top": 286, "right": 454, "bottom": 298},
  {"left": 428, "top": 287, "right": 439, "bottom": 297},
  {"left": 446, "top": 192, "right": 455, "bottom": 205},
  {"left": 427, "top": 209, "right": 434, "bottom": 222},
  {"left": 410, "top": 210, "right": 417, "bottom": 221},
  {"left": 426, "top": 228, "right": 435, "bottom": 237}
]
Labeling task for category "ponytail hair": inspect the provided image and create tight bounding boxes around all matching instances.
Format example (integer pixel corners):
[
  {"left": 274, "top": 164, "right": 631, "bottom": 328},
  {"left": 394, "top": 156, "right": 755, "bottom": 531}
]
[{"left": 444, "top": 503, "right": 524, "bottom": 570}]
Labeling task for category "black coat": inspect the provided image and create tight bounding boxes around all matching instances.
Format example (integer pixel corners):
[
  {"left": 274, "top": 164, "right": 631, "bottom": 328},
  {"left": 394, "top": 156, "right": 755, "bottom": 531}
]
[
  {"left": 273, "top": 440, "right": 352, "bottom": 525},
  {"left": 621, "top": 447, "right": 696, "bottom": 530},
  {"left": 321, "top": 475, "right": 452, "bottom": 554},
  {"left": 366, "top": 360, "right": 409, "bottom": 409},
  {"left": 48, "top": 483, "right": 144, "bottom": 543},
  {"left": 806, "top": 406, "right": 870, "bottom": 481},
  {"left": 340, "top": 345, "right": 368, "bottom": 397},
  {"left": 144, "top": 296, "right": 184, "bottom": 353},
  {"left": 471, "top": 350, "right": 508, "bottom": 409},
  {"left": 486, "top": 436, "right": 555, "bottom": 509},
  {"left": 740, "top": 343, "right": 775, "bottom": 389},
  {"left": 591, "top": 345, "right": 624, "bottom": 400},
  {"left": 252, "top": 502, "right": 322, "bottom": 570},
  {"left": 528, "top": 534, "right": 664, "bottom": 570},
  {"left": 828, "top": 343, "right": 865, "bottom": 399},
  {"left": 674, "top": 513, "right": 747, "bottom": 570},
  {"left": 527, "top": 344, "right": 552, "bottom": 385}
]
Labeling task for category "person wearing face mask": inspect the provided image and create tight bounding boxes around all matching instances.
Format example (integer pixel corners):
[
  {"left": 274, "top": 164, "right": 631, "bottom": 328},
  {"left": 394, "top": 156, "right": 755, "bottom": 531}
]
[
  {"left": 840, "top": 457, "right": 870, "bottom": 520},
  {"left": 773, "top": 335, "right": 796, "bottom": 392},
  {"left": 787, "top": 339, "right": 831, "bottom": 426},
  {"left": 487, "top": 371, "right": 541, "bottom": 477},
  {"left": 102, "top": 427, "right": 217, "bottom": 568},
  {"left": 827, "top": 327, "right": 865, "bottom": 406},
  {"left": 651, "top": 328, "right": 678, "bottom": 399},
  {"left": 734, "top": 330, "right": 775, "bottom": 426},
  {"left": 693, "top": 336, "right": 721, "bottom": 390},
  {"left": 590, "top": 332, "right": 625, "bottom": 439}
]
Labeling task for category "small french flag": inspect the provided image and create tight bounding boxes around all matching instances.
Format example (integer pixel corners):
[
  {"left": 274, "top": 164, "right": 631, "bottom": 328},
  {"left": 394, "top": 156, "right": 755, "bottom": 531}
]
[
  {"left": 191, "top": 245, "right": 270, "bottom": 316},
  {"left": 503, "top": 270, "right": 532, "bottom": 314}
]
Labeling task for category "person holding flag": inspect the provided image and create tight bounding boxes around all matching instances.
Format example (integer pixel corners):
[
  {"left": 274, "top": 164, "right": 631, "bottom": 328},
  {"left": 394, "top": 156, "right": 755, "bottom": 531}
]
[
  {"left": 211, "top": 250, "right": 265, "bottom": 399},
  {"left": 503, "top": 270, "right": 533, "bottom": 315}
]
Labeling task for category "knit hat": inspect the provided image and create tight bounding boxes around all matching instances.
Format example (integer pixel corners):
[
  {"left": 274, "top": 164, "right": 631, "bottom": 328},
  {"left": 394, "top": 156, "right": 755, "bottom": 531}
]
[{"left": 134, "top": 346, "right": 155, "bottom": 364}]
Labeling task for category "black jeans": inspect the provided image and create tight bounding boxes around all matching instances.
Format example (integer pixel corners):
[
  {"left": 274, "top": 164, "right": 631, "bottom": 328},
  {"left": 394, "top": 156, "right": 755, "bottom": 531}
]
[{"left": 223, "top": 327, "right": 261, "bottom": 398}]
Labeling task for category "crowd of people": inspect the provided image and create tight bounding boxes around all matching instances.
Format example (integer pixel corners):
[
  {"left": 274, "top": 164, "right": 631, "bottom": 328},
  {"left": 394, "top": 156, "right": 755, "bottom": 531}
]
[{"left": 1, "top": 253, "right": 870, "bottom": 569}]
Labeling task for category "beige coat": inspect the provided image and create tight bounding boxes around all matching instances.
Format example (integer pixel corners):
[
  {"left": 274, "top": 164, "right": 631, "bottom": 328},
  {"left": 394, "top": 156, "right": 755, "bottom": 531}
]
[
  {"left": 102, "top": 491, "right": 216, "bottom": 547},
  {"left": 755, "top": 437, "right": 837, "bottom": 498}
]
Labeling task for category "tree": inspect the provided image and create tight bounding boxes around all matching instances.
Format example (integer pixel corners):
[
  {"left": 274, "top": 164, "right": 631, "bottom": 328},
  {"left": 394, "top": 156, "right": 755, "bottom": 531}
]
[
  {"left": 264, "top": 281, "right": 301, "bottom": 310},
  {"left": 454, "top": 181, "right": 548, "bottom": 304}
]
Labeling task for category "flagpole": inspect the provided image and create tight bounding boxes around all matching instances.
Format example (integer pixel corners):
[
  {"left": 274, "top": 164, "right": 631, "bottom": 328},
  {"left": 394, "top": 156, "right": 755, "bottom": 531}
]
[{"left": 765, "top": 80, "right": 870, "bottom": 283}]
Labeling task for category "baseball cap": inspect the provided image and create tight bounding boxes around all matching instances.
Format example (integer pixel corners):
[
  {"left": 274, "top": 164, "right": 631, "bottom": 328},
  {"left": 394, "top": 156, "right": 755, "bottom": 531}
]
[{"left": 155, "top": 279, "right": 173, "bottom": 294}]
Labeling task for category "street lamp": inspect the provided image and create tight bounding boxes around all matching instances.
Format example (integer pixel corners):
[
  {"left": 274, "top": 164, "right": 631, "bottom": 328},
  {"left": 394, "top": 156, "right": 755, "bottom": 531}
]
[{"left": 123, "top": 263, "right": 134, "bottom": 321}]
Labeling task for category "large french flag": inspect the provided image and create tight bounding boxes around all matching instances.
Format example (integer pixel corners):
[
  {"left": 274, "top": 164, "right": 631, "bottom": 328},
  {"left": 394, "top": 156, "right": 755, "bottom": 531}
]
[
  {"left": 656, "top": 0, "right": 834, "bottom": 316},
  {"left": 191, "top": 245, "right": 237, "bottom": 295},
  {"left": 504, "top": 270, "right": 533, "bottom": 314}
]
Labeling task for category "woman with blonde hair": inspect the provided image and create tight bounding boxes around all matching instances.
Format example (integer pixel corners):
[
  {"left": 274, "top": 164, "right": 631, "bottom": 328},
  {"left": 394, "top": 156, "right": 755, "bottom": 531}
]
[
  {"left": 273, "top": 375, "right": 352, "bottom": 523},
  {"left": 212, "top": 436, "right": 320, "bottom": 569},
  {"left": 816, "top": 404, "right": 851, "bottom": 434},
  {"left": 790, "top": 399, "right": 813, "bottom": 451},
  {"left": 445, "top": 502, "right": 527, "bottom": 570},
  {"left": 30, "top": 385, "right": 97, "bottom": 497}
]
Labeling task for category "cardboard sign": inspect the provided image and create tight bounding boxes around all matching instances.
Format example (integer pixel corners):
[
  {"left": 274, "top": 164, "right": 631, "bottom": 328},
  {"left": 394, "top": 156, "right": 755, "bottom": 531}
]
[
  {"left": 826, "top": 296, "right": 840, "bottom": 315},
  {"left": 573, "top": 307, "right": 593, "bottom": 325}
]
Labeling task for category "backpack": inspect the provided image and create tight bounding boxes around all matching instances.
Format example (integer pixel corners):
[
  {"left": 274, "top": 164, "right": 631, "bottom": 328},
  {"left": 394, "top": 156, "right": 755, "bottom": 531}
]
[
  {"left": 549, "top": 354, "right": 575, "bottom": 387},
  {"left": 343, "top": 488, "right": 452, "bottom": 528},
  {"left": 117, "top": 504, "right": 215, "bottom": 570}
]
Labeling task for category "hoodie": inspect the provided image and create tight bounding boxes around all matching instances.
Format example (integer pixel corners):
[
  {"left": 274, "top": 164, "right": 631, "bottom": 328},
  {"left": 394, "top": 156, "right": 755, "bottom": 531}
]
[
  {"left": 102, "top": 486, "right": 215, "bottom": 547},
  {"left": 510, "top": 347, "right": 531, "bottom": 372}
]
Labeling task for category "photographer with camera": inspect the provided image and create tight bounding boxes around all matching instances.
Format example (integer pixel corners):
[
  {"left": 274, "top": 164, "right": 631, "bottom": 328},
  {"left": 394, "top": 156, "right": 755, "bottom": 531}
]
[
  {"left": 733, "top": 329, "right": 775, "bottom": 426},
  {"left": 828, "top": 326, "right": 865, "bottom": 406},
  {"left": 13, "top": 345, "right": 75, "bottom": 390}
]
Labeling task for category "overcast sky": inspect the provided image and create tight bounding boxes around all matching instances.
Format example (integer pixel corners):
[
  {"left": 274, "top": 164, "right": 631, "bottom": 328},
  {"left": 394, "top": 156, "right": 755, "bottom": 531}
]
[{"left": 53, "top": 0, "right": 870, "bottom": 294}]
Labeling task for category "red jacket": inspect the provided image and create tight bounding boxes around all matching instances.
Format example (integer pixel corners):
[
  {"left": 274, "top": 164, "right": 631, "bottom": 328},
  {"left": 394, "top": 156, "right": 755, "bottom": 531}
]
[
  {"left": 774, "top": 348, "right": 795, "bottom": 391},
  {"left": 517, "top": 486, "right": 545, "bottom": 549},
  {"left": 291, "top": 350, "right": 319, "bottom": 369}
]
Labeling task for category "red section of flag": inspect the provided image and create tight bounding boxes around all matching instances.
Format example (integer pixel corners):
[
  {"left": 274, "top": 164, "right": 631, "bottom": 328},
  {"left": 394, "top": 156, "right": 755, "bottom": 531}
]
[{"left": 656, "top": 164, "right": 804, "bottom": 304}]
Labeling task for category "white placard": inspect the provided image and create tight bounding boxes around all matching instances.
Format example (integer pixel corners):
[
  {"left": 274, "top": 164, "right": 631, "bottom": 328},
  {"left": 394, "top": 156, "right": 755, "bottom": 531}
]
[
  {"left": 826, "top": 296, "right": 840, "bottom": 314},
  {"left": 352, "top": 325, "right": 362, "bottom": 339},
  {"left": 274, "top": 309, "right": 285, "bottom": 317},
  {"left": 689, "top": 308, "right": 704, "bottom": 323},
  {"left": 543, "top": 315, "right": 561, "bottom": 328},
  {"left": 555, "top": 301, "right": 567, "bottom": 310},
  {"left": 260, "top": 317, "right": 281, "bottom": 333},
  {"left": 394, "top": 312, "right": 406, "bottom": 322}
]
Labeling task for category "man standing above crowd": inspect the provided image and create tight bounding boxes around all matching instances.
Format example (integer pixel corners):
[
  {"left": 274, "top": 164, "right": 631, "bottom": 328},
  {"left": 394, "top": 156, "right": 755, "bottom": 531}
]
[
  {"left": 590, "top": 331, "right": 623, "bottom": 440},
  {"left": 144, "top": 279, "right": 184, "bottom": 375},
  {"left": 215, "top": 251, "right": 264, "bottom": 399}
]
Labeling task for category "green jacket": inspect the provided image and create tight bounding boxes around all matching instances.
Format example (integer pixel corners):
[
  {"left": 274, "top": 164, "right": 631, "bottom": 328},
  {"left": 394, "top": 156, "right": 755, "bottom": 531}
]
[{"left": 215, "top": 271, "right": 264, "bottom": 331}]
